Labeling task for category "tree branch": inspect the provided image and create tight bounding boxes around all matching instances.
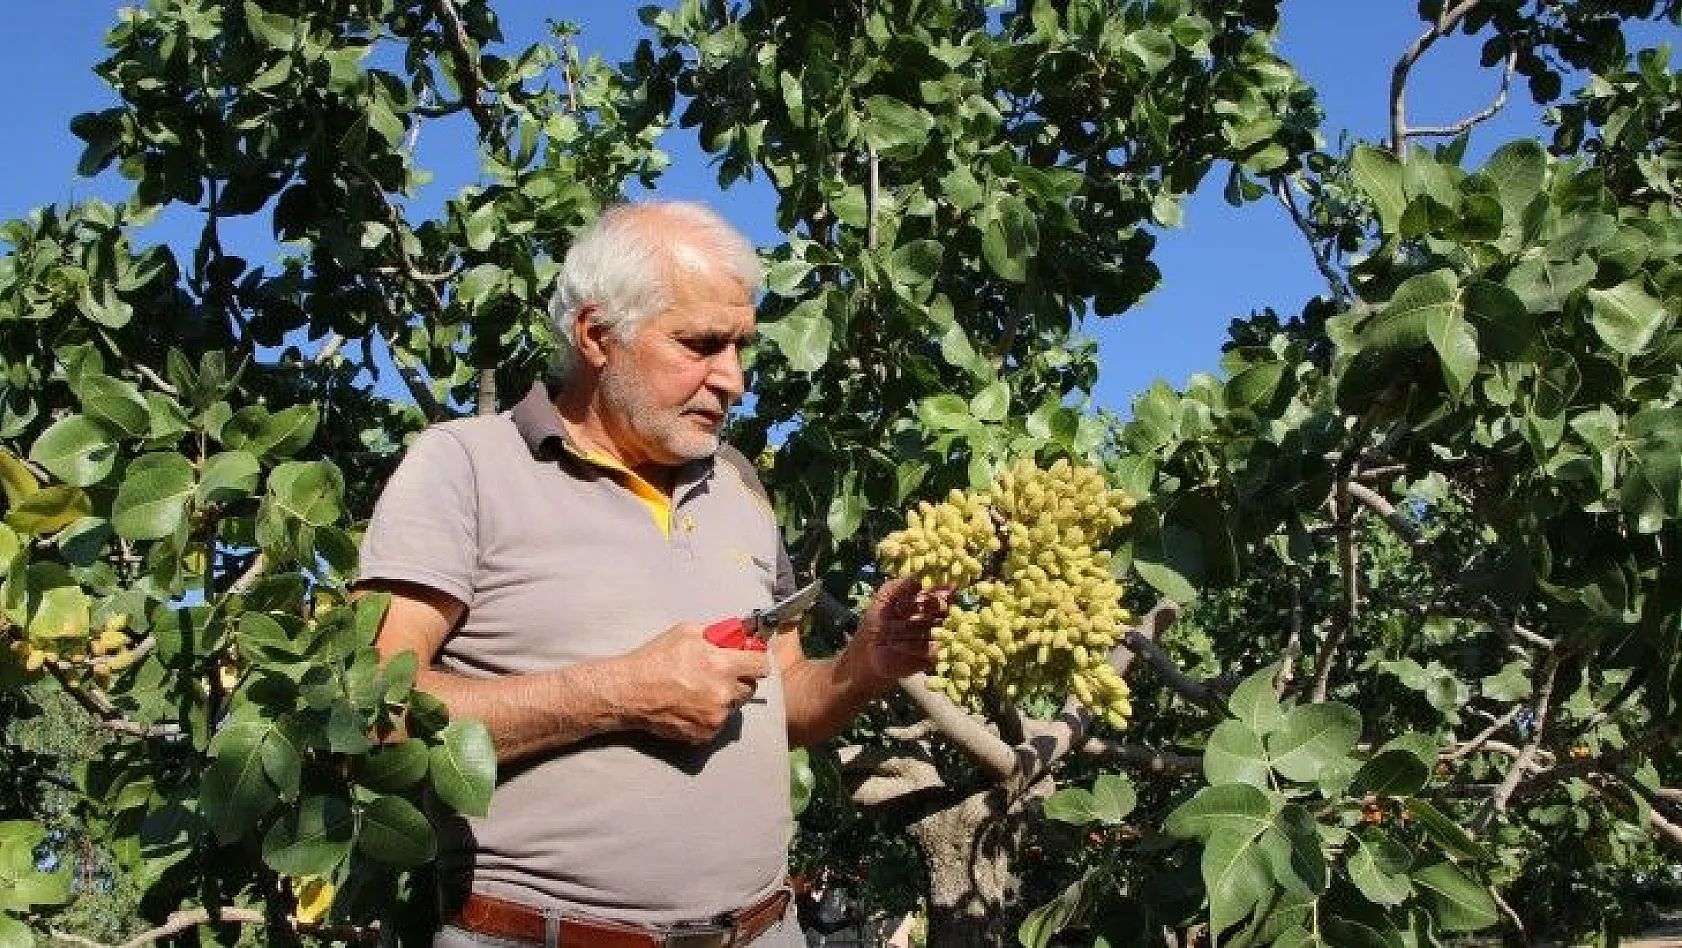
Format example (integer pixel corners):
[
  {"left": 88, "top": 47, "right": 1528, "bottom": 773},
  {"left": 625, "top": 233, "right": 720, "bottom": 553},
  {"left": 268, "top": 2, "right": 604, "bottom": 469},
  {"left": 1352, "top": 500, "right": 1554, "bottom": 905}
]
[
  {"left": 897, "top": 673, "right": 1017, "bottom": 781},
  {"left": 1125, "top": 624, "right": 1223, "bottom": 710},
  {"left": 1271, "top": 174, "right": 1348, "bottom": 305},
  {"left": 1442, "top": 705, "right": 1522, "bottom": 761},
  {"left": 1344, "top": 481, "right": 1424, "bottom": 549},
  {"left": 1472, "top": 650, "right": 1561, "bottom": 833},
  {"left": 428, "top": 0, "right": 501, "bottom": 141},
  {"left": 1390, "top": 0, "right": 1484, "bottom": 155},
  {"left": 1405, "top": 46, "right": 1518, "bottom": 141},
  {"left": 1014, "top": 601, "right": 1183, "bottom": 785},
  {"left": 1313, "top": 480, "right": 1360, "bottom": 702},
  {"left": 1079, "top": 739, "right": 1201, "bottom": 774},
  {"left": 132, "top": 362, "right": 178, "bottom": 396}
]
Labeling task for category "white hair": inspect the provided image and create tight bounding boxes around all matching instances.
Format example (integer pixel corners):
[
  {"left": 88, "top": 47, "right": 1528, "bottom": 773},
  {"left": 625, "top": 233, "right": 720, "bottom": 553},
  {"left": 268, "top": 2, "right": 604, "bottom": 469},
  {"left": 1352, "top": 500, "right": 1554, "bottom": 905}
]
[{"left": 546, "top": 202, "right": 762, "bottom": 383}]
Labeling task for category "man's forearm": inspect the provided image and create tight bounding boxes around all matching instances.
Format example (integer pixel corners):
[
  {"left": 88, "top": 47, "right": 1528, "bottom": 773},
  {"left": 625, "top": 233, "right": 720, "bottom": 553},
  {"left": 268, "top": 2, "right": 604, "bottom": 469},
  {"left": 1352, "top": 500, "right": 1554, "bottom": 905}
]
[
  {"left": 412, "top": 659, "right": 636, "bottom": 765},
  {"left": 782, "top": 650, "right": 894, "bottom": 748}
]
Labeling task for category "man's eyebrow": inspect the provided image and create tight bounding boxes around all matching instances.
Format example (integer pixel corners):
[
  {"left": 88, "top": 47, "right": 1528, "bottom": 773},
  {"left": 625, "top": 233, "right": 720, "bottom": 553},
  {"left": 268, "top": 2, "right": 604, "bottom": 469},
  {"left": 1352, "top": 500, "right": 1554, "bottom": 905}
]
[{"left": 682, "top": 329, "right": 759, "bottom": 345}]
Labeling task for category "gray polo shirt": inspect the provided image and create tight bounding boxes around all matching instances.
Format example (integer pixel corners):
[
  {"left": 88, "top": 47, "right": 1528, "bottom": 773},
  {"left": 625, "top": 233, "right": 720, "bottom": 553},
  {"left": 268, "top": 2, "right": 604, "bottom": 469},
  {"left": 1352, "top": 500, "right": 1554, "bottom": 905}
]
[{"left": 357, "top": 383, "right": 797, "bottom": 925}]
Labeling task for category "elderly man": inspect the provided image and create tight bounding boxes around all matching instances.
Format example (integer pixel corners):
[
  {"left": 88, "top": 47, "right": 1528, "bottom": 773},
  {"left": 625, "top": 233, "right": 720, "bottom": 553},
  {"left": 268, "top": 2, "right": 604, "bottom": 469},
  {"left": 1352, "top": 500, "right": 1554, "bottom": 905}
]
[{"left": 356, "top": 202, "right": 942, "bottom": 947}]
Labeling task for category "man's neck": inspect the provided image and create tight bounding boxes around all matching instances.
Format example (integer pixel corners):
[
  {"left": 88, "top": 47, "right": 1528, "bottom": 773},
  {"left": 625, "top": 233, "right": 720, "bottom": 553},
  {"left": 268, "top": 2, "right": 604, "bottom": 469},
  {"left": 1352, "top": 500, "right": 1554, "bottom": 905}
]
[{"left": 550, "top": 387, "right": 678, "bottom": 496}]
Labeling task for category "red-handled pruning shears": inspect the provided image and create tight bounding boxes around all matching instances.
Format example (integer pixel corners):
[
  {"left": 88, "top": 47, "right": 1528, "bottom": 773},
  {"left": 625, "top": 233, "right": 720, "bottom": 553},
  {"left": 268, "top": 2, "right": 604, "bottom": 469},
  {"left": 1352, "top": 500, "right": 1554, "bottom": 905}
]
[{"left": 703, "top": 581, "right": 822, "bottom": 652}]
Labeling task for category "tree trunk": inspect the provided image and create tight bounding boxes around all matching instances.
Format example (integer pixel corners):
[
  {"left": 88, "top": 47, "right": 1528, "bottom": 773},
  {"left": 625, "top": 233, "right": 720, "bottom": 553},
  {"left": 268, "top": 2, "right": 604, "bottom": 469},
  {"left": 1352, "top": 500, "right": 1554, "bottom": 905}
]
[{"left": 909, "top": 784, "right": 1045, "bottom": 948}]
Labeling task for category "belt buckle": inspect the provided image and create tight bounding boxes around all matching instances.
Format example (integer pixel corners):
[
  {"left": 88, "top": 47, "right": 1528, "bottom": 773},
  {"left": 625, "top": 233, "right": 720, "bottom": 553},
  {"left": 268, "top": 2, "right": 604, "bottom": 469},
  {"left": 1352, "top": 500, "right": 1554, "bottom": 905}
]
[{"left": 663, "top": 916, "right": 736, "bottom": 948}]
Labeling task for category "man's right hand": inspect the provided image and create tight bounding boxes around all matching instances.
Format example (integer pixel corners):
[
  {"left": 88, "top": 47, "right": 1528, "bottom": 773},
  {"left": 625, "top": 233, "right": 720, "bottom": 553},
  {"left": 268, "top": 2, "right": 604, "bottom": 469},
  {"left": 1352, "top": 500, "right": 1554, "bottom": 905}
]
[{"left": 617, "top": 622, "right": 770, "bottom": 743}]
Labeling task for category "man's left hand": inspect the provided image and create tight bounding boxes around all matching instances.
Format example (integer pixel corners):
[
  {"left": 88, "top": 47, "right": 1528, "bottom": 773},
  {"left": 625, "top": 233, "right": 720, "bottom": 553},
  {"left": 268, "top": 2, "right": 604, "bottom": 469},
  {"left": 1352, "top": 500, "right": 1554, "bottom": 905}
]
[{"left": 843, "top": 576, "right": 951, "bottom": 688}]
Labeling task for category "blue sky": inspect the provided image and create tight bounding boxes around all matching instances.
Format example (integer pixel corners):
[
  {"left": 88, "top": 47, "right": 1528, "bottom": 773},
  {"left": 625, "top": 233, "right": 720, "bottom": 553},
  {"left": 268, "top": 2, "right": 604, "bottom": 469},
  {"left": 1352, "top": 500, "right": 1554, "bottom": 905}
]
[{"left": 3, "top": 4, "right": 1674, "bottom": 417}]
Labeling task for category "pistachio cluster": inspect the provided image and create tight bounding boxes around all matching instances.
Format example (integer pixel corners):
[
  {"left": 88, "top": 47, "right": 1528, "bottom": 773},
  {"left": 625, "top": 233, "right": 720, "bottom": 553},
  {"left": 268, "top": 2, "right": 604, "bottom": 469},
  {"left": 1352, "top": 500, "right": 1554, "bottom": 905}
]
[
  {"left": 7, "top": 612, "right": 139, "bottom": 687},
  {"left": 878, "top": 459, "right": 1137, "bottom": 728}
]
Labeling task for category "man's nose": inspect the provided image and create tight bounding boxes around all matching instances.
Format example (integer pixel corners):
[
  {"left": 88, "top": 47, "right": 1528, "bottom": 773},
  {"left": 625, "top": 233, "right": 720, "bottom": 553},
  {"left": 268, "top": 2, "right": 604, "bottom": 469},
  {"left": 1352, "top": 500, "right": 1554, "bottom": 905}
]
[{"left": 708, "top": 345, "right": 746, "bottom": 400}]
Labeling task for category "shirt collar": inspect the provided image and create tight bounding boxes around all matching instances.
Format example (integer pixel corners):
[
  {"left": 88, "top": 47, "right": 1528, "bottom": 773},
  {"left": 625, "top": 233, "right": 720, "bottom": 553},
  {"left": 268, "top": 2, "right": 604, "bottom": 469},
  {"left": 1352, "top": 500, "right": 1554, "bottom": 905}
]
[{"left": 508, "top": 381, "right": 715, "bottom": 492}]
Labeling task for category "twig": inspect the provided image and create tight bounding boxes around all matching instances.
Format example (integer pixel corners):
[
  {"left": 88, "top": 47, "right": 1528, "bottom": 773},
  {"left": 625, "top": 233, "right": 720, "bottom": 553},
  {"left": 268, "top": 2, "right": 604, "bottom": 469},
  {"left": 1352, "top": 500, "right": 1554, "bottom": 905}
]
[
  {"left": 1313, "top": 479, "right": 1360, "bottom": 702},
  {"left": 1491, "top": 887, "right": 1526, "bottom": 943},
  {"left": 1078, "top": 739, "right": 1200, "bottom": 774},
  {"left": 561, "top": 39, "right": 579, "bottom": 114},
  {"left": 1405, "top": 47, "right": 1518, "bottom": 141},
  {"left": 50, "top": 908, "right": 376, "bottom": 948},
  {"left": 1125, "top": 626, "right": 1223, "bottom": 709},
  {"left": 1390, "top": 0, "right": 1485, "bottom": 154},
  {"left": 1345, "top": 481, "right": 1424, "bottom": 549},
  {"left": 1472, "top": 650, "right": 1561, "bottom": 832},
  {"left": 883, "top": 721, "right": 938, "bottom": 742},
  {"left": 1275, "top": 580, "right": 1304, "bottom": 699},
  {"left": 1442, "top": 705, "right": 1522, "bottom": 761},
  {"left": 132, "top": 363, "right": 179, "bottom": 396},
  {"left": 314, "top": 334, "right": 346, "bottom": 365},
  {"left": 898, "top": 673, "right": 1017, "bottom": 781},
  {"left": 429, "top": 0, "right": 502, "bottom": 141},
  {"left": 228, "top": 552, "right": 269, "bottom": 596},
  {"left": 865, "top": 144, "right": 880, "bottom": 251},
  {"left": 1272, "top": 174, "right": 1348, "bottom": 305}
]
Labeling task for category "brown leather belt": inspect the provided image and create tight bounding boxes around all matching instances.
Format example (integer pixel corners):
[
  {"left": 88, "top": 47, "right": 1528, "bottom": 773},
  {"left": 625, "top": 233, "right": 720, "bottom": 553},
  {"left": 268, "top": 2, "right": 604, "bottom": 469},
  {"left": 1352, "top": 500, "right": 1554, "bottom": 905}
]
[{"left": 449, "top": 888, "right": 792, "bottom": 947}]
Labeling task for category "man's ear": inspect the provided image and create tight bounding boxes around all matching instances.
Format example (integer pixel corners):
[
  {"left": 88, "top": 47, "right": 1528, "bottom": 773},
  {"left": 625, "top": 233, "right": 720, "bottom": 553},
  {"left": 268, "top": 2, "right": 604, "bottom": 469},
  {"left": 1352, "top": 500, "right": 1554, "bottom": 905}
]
[{"left": 572, "top": 305, "right": 610, "bottom": 370}]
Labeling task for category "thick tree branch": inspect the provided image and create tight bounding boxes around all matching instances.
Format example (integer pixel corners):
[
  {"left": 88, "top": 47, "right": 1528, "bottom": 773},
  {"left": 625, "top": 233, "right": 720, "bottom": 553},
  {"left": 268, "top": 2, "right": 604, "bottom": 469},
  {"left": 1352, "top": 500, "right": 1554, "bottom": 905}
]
[
  {"left": 1390, "top": 0, "right": 1484, "bottom": 155},
  {"left": 898, "top": 673, "right": 1018, "bottom": 781}
]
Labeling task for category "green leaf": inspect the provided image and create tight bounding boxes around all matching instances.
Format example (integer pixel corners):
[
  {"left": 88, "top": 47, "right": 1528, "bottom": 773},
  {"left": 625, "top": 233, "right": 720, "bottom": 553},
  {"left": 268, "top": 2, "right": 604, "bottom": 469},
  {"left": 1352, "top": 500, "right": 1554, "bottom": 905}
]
[
  {"left": 1227, "top": 663, "right": 1285, "bottom": 735},
  {"left": 1203, "top": 821, "right": 1275, "bottom": 935},
  {"left": 1349, "top": 749, "right": 1430, "bottom": 798},
  {"left": 1225, "top": 361, "right": 1285, "bottom": 412},
  {"left": 1405, "top": 797, "right": 1490, "bottom": 862},
  {"left": 262, "top": 793, "right": 355, "bottom": 877},
  {"left": 1267, "top": 703, "right": 1361, "bottom": 783},
  {"left": 1480, "top": 661, "right": 1532, "bottom": 701},
  {"left": 197, "top": 451, "right": 261, "bottom": 506},
  {"left": 886, "top": 239, "right": 943, "bottom": 288},
  {"left": 430, "top": 720, "right": 496, "bottom": 817},
  {"left": 1347, "top": 832, "right": 1414, "bottom": 906},
  {"left": 970, "top": 381, "right": 1010, "bottom": 423},
  {"left": 464, "top": 202, "right": 499, "bottom": 252},
  {"left": 28, "top": 585, "right": 90, "bottom": 641},
  {"left": 1165, "top": 783, "right": 1273, "bottom": 839},
  {"left": 981, "top": 195, "right": 1038, "bottom": 283},
  {"left": 760, "top": 297, "right": 832, "bottom": 374},
  {"left": 1425, "top": 309, "right": 1479, "bottom": 398},
  {"left": 1504, "top": 255, "right": 1595, "bottom": 313},
  {"left": 359, "top": 740, "right": 431, "bottom": 793},
  {"left": 356, "top": 794, "right": 436, "bottom": 868},
  {"left": 1413, "top": 861, "right": 1499, "bottom": 932},
  {"left": 242, "top": 0, "right": 297, "bottom": 48},
  {"left": 73, "top": 374, "right": 149, "bottom": 437},
  {"left": 1120, "top": 27, "right": 1175, "bottom": 73},
  {"left": 1462, "top": 279, "right": 1535, "bottom": 361},
  {"left": 861, "top": 95, "right": 933, "bottom": 153},
  {"left": 112, "top": 452, "right": 195, "bottom": 541},
  {"left": 1205, "top": 720, "right": 1270, "bottom": 787},
  {"left": 266, "top": 461, "right": 344, "bottom": 527},
  {"left": 919, "top": 394, "right": 972, "bottom": 432},
  {"left": 789, "top": 748, "right": 816, "bottom": 817},
  {"left": 200, "top": 731, "right": 281, "bottom": 843},
  {"left": 1018, "top": 869, "right": 1098, "bottom": 948},
  {"left": 1587, "top": 280, "right": 1666, "bottom": 355},
  {"left": 1480, "top": 139, "right": 1547, "bottom": 224},
  {"left": 6, "top": 485, "right": 93, "bottom": 537},
  {"left": 1351, "top": 146, "right": 1406, "bottom": 234},
  {"left": 0, "top": 452, "right": 39, "bottom": 506}
]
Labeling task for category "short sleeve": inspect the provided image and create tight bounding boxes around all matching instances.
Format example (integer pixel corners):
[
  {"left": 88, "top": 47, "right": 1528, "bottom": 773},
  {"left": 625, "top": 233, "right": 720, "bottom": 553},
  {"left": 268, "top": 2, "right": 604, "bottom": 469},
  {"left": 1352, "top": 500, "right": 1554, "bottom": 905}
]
[{"left": 355, "top": 426, "right": 478, "bottom": 605}]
